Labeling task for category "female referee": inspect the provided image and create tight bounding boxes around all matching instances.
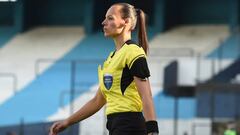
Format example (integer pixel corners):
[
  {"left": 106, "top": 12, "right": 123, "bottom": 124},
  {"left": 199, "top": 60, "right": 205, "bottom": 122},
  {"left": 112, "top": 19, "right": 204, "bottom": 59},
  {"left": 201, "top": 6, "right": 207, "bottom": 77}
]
[{"left": 49, "top": 3, "right": 159, "bottom": 135}]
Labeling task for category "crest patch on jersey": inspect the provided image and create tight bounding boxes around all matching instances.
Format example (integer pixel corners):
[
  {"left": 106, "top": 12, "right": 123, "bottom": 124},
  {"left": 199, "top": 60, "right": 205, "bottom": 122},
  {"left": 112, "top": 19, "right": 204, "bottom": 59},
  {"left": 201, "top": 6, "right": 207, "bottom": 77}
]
[{"left": 103, "top": 73, "right": 113, "bottom": 90}]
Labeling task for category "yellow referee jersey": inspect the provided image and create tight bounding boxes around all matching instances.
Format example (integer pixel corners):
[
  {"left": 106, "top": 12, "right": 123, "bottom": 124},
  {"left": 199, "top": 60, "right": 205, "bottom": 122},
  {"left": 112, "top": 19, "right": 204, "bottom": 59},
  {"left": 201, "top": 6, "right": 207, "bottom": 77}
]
[{"left": 98, "top": 40, "right": 150, "bottom": 115}]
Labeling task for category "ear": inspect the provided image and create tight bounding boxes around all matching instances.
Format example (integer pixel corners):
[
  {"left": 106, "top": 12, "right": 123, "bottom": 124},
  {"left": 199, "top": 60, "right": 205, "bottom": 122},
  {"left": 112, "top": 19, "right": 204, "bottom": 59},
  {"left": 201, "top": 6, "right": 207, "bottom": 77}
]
[
  {"left": 119, "top": 19, "right": 127, "bottom": 28},
  {"left": 124, "top": 18, "right": 130, "bottom": 25},
  {"left": 123, "top": 18, "right": 133, "bottom": 31},
  {"left": 119, "top": 21, "right": 125, "bottom": 28}
]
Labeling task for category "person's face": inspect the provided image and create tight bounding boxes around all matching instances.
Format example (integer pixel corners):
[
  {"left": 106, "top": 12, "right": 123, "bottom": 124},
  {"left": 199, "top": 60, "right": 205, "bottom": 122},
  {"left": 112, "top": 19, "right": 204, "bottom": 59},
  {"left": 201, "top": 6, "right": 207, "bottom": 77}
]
[{"left": 102, "top": 5, "right": 126, "bottom": 37}]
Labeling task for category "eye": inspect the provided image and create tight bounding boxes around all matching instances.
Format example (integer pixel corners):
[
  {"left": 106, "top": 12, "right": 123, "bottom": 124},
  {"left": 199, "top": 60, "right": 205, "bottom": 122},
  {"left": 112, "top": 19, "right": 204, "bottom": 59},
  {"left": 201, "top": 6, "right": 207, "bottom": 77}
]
[{"left": 107, "top": 16, "right": 114, "bottom": 20}]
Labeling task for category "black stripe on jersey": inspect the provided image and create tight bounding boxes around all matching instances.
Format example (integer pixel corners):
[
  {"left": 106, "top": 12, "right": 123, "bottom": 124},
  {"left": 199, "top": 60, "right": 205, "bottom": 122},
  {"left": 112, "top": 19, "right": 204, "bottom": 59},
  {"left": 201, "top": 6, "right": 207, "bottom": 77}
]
[
  {"left": 120, "top": 65, "right": 134, "bottom": 95},
  {"left": 110, "top": 51, "right": 116, "bottom": 58},
  {"left": 120, "top": 57, "right": 150, "bottom": 95}
]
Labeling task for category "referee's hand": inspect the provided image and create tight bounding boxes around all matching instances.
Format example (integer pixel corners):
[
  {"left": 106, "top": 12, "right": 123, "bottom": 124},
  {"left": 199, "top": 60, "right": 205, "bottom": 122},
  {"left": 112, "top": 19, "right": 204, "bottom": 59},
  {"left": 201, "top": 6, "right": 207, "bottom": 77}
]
[{"left": 49, "top": 120, "right": 69, "bottom": 135}]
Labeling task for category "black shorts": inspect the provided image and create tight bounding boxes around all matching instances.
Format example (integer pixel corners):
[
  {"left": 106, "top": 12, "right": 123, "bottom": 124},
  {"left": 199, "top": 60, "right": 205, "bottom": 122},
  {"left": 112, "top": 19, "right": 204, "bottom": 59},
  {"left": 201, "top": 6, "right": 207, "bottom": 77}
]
[{"left": 106, "top": 112, "right": 147, "bottom": 135}]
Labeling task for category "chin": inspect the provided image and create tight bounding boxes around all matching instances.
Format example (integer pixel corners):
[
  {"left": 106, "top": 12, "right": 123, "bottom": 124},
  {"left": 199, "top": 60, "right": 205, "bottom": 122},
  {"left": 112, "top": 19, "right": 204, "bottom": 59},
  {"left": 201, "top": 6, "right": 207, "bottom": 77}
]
[
  {"left": 104, "top": 34, "right": 109, "bottom": 37},
  {"left": 104, "top": 33, "right": 111, "bottom": 37},
  {"left": 103, "top": 32, "right": 116, "bottom": 38}
]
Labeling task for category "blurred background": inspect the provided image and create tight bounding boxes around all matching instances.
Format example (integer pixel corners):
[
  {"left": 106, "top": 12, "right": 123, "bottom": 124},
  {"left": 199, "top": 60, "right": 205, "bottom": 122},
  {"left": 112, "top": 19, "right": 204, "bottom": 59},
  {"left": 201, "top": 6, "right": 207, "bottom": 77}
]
[{"left": 0, "top": 0, "right": 239, "bottom": 135}]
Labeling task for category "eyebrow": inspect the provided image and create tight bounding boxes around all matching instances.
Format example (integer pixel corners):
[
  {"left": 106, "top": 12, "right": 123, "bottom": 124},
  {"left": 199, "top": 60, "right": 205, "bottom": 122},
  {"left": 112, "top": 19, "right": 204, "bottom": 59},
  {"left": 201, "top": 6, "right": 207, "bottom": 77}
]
[{"left": 105, "top": 15, "right": 113, "bottom": 18}]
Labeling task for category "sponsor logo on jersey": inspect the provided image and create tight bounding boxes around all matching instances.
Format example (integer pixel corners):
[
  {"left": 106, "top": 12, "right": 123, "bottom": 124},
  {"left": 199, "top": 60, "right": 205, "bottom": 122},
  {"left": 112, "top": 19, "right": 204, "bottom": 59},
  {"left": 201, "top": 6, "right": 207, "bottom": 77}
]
[{"left": 103, "top": 73, "right": 113, "bottom": 90}]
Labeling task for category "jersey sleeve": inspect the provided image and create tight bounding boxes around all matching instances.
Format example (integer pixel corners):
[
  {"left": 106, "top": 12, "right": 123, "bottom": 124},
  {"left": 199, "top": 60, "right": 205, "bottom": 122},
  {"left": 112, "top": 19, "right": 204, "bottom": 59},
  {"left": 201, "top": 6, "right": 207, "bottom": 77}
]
[
  {"left": 130, "top": 57, "right": 150, "bottom": 79},
  {"left": 126, "top": 45, "right": 150, "bottom": 79}
]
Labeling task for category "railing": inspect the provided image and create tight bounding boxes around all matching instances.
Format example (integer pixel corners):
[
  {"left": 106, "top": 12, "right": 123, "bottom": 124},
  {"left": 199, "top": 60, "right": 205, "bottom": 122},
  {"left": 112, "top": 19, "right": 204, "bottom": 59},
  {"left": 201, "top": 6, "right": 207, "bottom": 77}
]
[
  {"left": 59, "top": 88, "right": 94, "bottom": 112},
  {"left": 35, "top": 58, "right": 104, "bottom": 116},
  {"left": 150, "top": 47, "right": 196, "bottom": 57},
  {"left": 35, "top": 58, "right": 104, "bottom": 77}
]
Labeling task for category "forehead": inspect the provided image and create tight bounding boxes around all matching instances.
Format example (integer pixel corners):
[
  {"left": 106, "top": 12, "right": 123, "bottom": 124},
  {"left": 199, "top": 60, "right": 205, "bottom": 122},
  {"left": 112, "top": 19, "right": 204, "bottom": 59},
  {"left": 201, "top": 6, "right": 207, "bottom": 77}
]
[{"left": 105, "top": 5, "right": 122, "bottom": 17}]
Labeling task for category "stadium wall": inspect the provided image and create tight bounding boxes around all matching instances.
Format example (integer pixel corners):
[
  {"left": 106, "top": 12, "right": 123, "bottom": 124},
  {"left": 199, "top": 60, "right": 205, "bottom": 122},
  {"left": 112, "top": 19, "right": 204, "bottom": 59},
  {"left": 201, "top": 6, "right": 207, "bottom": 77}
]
[
  {"left": 165, "top": 0, "right": 232, "bottom": 29},
  {"left": 0, "top": 2, "right": 14, "bottom": 26},
  {"left": 24, "top": 0, "right": 85, "bottom": 27}
]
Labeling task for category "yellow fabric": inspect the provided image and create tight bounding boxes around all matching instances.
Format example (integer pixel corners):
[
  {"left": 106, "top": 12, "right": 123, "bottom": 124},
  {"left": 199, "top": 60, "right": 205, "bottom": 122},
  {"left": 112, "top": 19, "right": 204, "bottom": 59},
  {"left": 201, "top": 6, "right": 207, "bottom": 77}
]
[{"left": 98, "top": 43, "right": 147, "bottom": 115}]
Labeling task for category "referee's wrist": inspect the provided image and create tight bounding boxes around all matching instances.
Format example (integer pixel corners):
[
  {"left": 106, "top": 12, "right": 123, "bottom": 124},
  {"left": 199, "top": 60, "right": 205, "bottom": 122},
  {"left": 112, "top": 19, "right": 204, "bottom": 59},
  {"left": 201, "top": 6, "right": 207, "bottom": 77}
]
[{"left": 146, "top": 120, "right": 159, "bottom": 134}]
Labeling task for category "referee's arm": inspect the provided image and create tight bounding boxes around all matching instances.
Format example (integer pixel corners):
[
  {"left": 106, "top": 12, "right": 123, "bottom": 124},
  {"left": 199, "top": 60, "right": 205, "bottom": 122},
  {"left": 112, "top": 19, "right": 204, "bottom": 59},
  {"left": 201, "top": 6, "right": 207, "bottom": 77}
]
[
  {"left": 134, "top": 77, "right": 156, "bottom": 121},
  {"left": 49, "top": 87, "right": 106, "bottom": 135},
  {"left": 66, "top": 87, "right": 106, "bottom": 125},
  {"left": 134, "top": 77, "right": 159, "bottom": 135}
]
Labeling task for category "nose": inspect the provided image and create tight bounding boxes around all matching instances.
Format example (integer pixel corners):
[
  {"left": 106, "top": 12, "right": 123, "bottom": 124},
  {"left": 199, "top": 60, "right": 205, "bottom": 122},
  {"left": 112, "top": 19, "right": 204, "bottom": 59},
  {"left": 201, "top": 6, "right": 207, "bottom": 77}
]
[{"left": 102, "top": 19, "right": 106, "bottom": 26}]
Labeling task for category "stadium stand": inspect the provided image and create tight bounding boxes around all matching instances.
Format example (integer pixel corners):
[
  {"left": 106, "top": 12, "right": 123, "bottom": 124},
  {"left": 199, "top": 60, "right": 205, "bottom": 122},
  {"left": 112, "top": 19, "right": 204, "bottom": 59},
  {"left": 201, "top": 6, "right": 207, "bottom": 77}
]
[
  {"left": 150, "top": 25, "right": 230, "bottom": 135},
  {"left": 0, "top": 27, "right": 85, "bottom": 125},
  {"left": 0, "top": 0, "right": 239, "bottom": 135},
  {"left": 0, "top": 27, "right": 85, "bottom": 104}
]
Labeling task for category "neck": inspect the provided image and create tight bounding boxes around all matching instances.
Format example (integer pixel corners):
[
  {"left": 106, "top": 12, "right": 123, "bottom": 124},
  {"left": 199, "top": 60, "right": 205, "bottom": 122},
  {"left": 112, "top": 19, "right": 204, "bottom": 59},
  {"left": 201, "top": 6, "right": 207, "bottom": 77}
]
[{"left": 113, "top": 32, "right": 131, "bottom": 51}]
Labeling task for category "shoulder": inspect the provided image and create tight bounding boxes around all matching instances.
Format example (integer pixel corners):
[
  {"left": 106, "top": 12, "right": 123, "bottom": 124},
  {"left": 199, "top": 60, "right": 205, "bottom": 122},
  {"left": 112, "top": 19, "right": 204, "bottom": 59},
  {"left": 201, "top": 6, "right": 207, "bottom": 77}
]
[
  {"left": 125, "top": 40, "right": 139, "bottom": 46},
  {"left": 124, "top": 40, "right": 140, "bottom": 49},
  {"left": 123, "top": 40, "right": 145, "bottom": 53}
]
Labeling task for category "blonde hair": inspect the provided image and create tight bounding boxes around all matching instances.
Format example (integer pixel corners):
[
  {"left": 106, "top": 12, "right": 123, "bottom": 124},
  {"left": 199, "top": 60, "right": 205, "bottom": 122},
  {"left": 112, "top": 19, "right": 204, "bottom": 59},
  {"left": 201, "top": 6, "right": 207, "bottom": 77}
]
[{"left": 114, "top": 3, "right": 149, "bottom": 55}]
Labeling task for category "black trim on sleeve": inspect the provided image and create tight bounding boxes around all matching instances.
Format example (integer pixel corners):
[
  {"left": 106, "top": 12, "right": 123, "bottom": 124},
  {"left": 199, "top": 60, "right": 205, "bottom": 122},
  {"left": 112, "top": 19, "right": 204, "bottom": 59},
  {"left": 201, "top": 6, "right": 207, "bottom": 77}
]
[
  {"left": 130, "top": 57, "right": 150, "bottom": 79},
  {"left": 129, "top": 54, "right": 145, "bottom": 68}
]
